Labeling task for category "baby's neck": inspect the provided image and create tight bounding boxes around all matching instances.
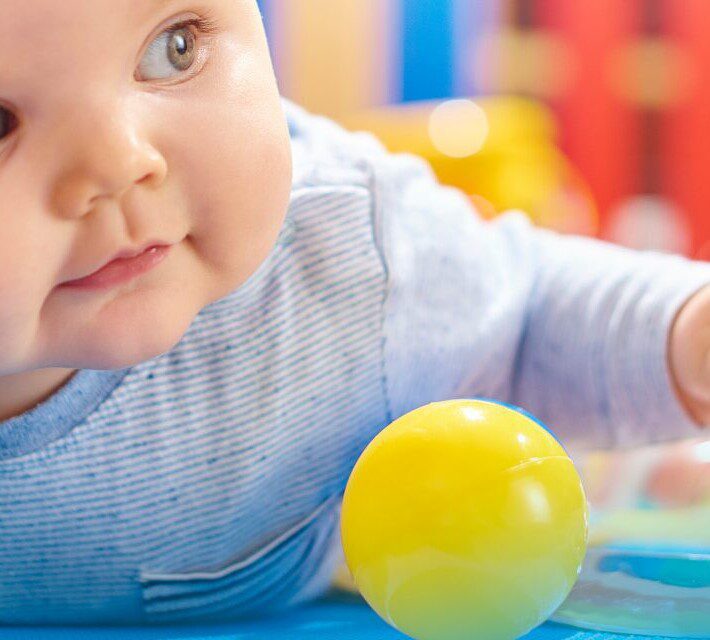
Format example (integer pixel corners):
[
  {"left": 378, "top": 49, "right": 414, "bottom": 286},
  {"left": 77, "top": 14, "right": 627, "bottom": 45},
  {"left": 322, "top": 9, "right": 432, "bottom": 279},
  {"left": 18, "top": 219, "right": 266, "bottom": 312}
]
[{"left": 0, "top": 368, "right": 77, "bottom": 423}]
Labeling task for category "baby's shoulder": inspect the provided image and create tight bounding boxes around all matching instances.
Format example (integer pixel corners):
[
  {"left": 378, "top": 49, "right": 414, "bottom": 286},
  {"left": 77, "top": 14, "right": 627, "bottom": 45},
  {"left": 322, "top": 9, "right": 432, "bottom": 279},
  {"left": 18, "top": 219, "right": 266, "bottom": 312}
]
[
  {"left": 284, "top": 98, "right": 377, "bottom": 192},
  {"left": 197, "top": 102, "right": 395, "bottom": 319},
  {"left": 282, "top": 98, "right": 471, "bottom": 232}
]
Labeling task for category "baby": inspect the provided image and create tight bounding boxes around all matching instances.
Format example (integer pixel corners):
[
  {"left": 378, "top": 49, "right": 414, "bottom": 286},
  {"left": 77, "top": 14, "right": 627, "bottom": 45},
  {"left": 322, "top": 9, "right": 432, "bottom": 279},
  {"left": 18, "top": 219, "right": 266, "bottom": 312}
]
[{"left": 0, "top": 0, "right": 709, "bottom": 626}]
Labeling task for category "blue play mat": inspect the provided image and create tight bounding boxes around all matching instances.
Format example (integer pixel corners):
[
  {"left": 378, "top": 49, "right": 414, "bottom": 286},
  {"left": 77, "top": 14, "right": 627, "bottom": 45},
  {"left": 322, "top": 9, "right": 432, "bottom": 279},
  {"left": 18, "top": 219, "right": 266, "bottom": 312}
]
[{"left": 0, "top": 593, "right": 698, "bottom": 640}]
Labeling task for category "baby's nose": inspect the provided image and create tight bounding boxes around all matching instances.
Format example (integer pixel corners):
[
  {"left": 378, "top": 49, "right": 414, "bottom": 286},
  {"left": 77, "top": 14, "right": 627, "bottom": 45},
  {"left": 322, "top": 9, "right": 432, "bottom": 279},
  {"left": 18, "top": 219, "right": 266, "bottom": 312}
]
[{"left": 50, "top": 98, "right": 167, "bottom": 220}]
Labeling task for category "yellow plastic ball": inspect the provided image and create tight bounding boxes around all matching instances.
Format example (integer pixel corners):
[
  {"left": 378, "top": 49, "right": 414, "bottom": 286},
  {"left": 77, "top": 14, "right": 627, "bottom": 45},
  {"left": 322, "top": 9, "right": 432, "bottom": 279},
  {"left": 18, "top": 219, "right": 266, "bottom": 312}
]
[{"left": 340, "top": 399, "right": 588, "bottom": 640}]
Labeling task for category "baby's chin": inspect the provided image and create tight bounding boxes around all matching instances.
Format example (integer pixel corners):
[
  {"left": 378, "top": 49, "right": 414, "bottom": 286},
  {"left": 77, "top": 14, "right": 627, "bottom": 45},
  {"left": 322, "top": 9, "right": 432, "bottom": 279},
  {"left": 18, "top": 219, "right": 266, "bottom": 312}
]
[
  {"left": 53, "top": 281, "right": 204, "bottom": 371},
  {"left": 38, "top": 234, "right": 270, "bottom": 371},
  {"left": 43, "top": 252, "right": 218, "bottom": 371}
]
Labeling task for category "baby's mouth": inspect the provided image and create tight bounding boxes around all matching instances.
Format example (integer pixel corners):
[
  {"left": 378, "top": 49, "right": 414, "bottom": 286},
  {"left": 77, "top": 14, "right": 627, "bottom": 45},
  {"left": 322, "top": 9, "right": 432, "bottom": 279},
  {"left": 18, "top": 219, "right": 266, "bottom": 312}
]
[{"left": 59, "top": 244, "right": 173, "bottom": 290}]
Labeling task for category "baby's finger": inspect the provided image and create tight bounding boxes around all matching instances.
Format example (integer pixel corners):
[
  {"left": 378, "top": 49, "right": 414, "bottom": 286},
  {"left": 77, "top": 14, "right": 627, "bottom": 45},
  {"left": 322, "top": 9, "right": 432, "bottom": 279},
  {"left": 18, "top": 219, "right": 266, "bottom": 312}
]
[{"left": 670, "top": 286, "right": 710, "bottom": 424}]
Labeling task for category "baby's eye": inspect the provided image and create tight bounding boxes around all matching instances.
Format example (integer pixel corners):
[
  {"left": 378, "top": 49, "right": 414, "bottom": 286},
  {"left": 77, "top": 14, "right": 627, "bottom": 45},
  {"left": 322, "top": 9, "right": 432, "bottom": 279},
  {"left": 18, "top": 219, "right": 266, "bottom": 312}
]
[
  {"left": 0, "top": 107, "right": 17, "bottom": 141},
  {"left": 137, "top": 19, "right": 207, "bottom": 82}
]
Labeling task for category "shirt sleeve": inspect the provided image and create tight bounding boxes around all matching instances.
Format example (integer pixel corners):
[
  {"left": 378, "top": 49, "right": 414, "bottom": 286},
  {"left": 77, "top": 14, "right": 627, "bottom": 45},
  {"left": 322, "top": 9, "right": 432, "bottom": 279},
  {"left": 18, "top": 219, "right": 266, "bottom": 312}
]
[
  {"left": 283, "top": 100, "right": 710, "bottom": 450},
  {"left": 366, "top": 139, "right": 710, "bottom": 450}
]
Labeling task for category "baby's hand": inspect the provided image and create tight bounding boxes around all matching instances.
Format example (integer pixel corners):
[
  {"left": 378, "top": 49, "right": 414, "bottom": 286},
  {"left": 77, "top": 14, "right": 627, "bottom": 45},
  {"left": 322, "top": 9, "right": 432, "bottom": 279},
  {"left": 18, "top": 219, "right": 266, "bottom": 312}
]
[{"left": 670, "top": 285, "right": 710, "bottom": 426}]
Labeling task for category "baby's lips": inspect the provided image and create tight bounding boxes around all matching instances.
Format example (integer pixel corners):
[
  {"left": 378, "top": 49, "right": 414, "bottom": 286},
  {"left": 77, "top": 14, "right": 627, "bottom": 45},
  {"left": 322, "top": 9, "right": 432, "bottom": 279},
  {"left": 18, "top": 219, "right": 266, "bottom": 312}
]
[{"left": 58, "top": 239, "right": 175, "bottom": 285}]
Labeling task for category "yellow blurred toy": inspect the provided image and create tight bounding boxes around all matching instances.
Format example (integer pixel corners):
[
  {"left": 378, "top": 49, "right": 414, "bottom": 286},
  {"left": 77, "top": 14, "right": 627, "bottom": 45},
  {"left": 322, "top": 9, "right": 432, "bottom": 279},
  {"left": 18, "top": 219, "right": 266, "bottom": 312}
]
[{"left": 338, "top": 97, "right": 598, "bottom": 236}]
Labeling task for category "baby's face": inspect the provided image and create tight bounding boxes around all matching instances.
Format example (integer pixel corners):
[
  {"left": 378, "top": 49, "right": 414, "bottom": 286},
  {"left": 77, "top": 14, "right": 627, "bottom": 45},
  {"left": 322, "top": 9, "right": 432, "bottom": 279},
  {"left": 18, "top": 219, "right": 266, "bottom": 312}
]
[{"left": 0, "top": 0, "right": 292, "bottom": 375}]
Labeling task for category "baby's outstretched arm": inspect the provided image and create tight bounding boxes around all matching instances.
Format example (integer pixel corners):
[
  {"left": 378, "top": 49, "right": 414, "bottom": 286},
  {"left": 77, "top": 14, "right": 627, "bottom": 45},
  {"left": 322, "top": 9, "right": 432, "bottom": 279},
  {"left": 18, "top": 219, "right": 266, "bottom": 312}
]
[
  {"left": 290, "top": 104, "right": 710, "bottom": 449},
  {"left": 670, "top": 285, "right": 710, "bottom": 424},
  {"left": 501, "top": 223, "right": 709, "bottom": 448}
]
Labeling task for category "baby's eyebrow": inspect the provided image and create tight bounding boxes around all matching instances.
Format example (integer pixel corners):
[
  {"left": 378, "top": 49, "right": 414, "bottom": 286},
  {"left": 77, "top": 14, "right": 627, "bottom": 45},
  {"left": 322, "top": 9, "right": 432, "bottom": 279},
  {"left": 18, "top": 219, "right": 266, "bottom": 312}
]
[{"left": 140, "top": 0, "right": 182, "bottom": 19}]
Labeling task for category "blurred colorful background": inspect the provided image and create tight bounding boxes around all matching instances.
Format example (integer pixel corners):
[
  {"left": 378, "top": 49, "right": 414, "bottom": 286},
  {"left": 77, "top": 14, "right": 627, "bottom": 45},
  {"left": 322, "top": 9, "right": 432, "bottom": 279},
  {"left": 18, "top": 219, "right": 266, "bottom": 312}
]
[{"left": 256, "top": 0, "right": 710, "bottom": 260}]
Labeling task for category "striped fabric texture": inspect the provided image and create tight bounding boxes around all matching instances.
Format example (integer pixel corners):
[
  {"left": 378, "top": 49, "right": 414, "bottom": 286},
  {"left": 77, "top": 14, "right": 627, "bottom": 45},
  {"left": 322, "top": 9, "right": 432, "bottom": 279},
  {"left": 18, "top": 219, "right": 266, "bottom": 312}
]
[
  {"left": 1, "top": 98, "right": 709, "bottom": 625},
  {"left": 0, "top": 104, "right": 390, "bottom": 624}
]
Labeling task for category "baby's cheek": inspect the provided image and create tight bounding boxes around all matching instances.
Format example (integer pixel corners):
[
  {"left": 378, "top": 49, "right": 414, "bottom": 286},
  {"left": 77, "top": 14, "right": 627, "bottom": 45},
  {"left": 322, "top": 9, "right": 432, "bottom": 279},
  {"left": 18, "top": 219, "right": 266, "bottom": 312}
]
[
  {"left": 0, "top": 277, "right": 39, "bottom": 372},
  {"left": 0, "top": 216, "right": 68, "bottom": 370},
  {"left": 208, "top": 152, "right": 290, "bottom": 292},
  {"left": 156, "top": 25, "right": 291, "bottom": 295},
  {"left": 0, "top": 238, "right": 41, "bottom": 303},
  {"left": 183, "top": 112, "right": 291, "bottom": 291}
]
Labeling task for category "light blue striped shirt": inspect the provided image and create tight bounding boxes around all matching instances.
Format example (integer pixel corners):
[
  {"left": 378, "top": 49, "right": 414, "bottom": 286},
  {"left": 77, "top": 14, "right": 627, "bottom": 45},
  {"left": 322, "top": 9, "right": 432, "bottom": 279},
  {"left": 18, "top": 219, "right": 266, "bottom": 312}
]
[{"left": 1, "top": 98, "right": 708, "bottom": 625}]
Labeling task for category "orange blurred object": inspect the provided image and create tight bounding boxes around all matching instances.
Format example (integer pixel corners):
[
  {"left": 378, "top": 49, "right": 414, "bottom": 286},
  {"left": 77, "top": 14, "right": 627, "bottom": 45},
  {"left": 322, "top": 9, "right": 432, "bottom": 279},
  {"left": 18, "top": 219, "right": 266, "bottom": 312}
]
[{"left": 644, "top": 440, "right": 710, "bottom": 507}]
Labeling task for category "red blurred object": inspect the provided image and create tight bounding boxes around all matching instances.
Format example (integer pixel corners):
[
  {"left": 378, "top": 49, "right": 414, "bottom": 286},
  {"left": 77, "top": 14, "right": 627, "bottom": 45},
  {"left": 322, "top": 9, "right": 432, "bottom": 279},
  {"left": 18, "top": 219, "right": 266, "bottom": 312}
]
[
  {"left": 663, "top": 0, "right": 710, "bottom": 259},
  {"left": 533, "top": 0, "right": 710, "bottom": 258},
  {"left": 537, "top": 0, "right": 640, "bottom": 236}
]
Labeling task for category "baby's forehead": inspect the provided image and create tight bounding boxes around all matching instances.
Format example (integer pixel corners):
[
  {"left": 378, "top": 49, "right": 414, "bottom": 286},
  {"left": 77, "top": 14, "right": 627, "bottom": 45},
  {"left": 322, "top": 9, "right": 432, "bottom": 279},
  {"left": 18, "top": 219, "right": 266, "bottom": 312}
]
[
  {"left": 1, "top": 0, "right": 205, "bottom": 91},
  {"left": 6, "top": 0, "right": 173, "bottom": 24}
]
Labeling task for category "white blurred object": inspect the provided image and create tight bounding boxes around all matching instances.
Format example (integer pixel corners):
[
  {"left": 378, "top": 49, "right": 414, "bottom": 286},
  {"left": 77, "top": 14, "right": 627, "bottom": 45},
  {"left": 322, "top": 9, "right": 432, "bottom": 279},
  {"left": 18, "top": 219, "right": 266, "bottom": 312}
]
[
  {"left": 607, "top": 195, "right": 692, "bottom": 255},
  {"left": 427, "top": 99, "right": 490, "bottom": 158}
]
